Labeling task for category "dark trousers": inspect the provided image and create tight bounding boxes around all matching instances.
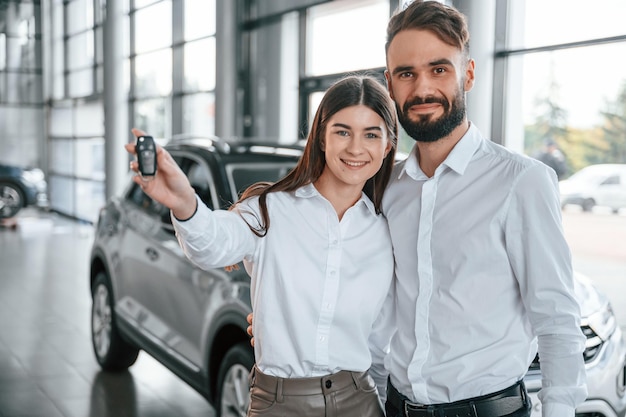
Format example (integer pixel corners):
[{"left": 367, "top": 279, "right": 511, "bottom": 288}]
[{"left": 385, "top": 382, "right": 532, "bottom": 417}]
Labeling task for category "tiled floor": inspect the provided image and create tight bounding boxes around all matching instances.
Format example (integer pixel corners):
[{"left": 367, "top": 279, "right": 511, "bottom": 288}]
[{"left": 0, "top": 209, "right": 215, "bottom": 417}]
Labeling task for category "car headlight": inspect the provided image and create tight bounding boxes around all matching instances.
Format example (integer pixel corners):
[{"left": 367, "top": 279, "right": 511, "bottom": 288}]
[
  {"left": 581, "top": 302, "right": 617, "bottom": 362},
  {"left": 21, "top": 168, "right": 45, "bottom": 184}
]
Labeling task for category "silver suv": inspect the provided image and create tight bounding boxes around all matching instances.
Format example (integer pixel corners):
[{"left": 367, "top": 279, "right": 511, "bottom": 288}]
[
  {"left": 89, "top": 137, "right": 301, "bottom": 417},
  {"left": 525, "top": 273, "right": 626, "bottom": 417}
]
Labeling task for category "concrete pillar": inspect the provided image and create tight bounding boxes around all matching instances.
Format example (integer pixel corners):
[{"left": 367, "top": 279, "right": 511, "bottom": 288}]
[
  {"left": 215, "top": 0, "right": 237, "bottom": 140},
  {"left": 103, "top": 0, "right": 129, "bottom": 199},
  {"left": 453, "top": 0, "right": 496, "bottom": 140}
]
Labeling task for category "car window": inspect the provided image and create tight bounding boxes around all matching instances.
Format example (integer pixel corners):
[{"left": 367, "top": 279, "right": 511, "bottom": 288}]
[
  {"left": 226, "top": 163, "right": 296, "bottom": 200},
  {"left": 186, "top": 161, "right": 214, "bottom": 209},
  {"left": 170, "top": 154, "right": 218, "bottom": 211},
  {"left": 601, "top": 175, "right": 620, "bottom": 185}
]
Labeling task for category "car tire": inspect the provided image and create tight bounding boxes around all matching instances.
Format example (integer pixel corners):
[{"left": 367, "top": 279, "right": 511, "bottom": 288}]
[
  {"left": 91, "top": 271, "right": 140, "bottom": 371},
  {"left": 0, "top": 182, "right": 24, "bottom": 219},
  {"left": 581, "top": 198, "right": 595, "bottom": 212},
  {"left": 216, "top": 342, "right": 254, "bottom": 417}
]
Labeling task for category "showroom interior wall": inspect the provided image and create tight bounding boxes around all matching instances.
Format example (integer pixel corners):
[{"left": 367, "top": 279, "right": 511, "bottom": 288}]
[
  {"left": 2, "top": 0, "right": 625, "bottom": 223},
  {"left": 0, "top": 1, "right": 44, "bottom": 172},
  {"left": 0, "top": 0, "right": 495, "bottom": 222}
]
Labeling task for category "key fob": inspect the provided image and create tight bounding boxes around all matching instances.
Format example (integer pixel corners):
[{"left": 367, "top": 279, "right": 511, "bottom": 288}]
[{"left": 136, "top": 135, "right": 157, "bottom": 177}]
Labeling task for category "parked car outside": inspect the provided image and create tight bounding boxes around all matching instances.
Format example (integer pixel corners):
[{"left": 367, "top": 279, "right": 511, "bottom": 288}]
[
  {"left": 89, "top": 137, "right": 302, "bottom": 417},
  {"left": 560, "top": 164, "right": 626, "bottom": 213},
  {"left": 89, "top": 137, "right": 626, "bottom": 417},
  {"left": 525, "top": 272, "right": 626, "bottom": 417},
  {"left": 0, "top": 163, "right": 48, "bottom": 219}
]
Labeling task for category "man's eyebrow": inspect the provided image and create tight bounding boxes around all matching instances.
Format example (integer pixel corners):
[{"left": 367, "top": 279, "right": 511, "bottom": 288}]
[
  {"left": 391, "top": 59, "right": 455, "bottom": 75},
  {"left": 430, "top": 58, "right": 454, "bottom": 66},
  {"left": 391, "top": 65, "right": 414, "bottom": 76}
]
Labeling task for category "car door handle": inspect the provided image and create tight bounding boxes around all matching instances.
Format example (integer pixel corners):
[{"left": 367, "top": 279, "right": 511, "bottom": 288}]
[{"left": 145, "top": 247, "right": 159, "bottom": 261}]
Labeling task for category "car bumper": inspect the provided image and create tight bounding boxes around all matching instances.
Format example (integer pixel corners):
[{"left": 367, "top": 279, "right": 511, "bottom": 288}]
[{"left": 526, "top": 327, "right": 626, "bottom": 417}]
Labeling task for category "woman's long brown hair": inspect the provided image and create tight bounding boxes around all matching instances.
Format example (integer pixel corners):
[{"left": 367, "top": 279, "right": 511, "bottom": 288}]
[{"left": 232, "top": 74, "right": 398, "bottom": 237}]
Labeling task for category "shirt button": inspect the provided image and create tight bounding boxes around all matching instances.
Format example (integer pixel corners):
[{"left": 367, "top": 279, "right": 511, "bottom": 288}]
[
  {"left": 325, "top": 380, "right": 332, "bottom": 388},
  {"left": 319, "top": 336, "right": 325, "bottom": 342}
]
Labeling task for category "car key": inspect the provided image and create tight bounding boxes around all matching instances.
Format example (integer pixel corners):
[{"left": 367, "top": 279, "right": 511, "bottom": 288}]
[{"left": 136, "top": 135, "right": 157, "bottom": 177}]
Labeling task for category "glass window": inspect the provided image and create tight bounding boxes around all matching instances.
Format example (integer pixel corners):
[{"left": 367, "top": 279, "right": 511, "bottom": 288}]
[
  {"left": 134, "top": 0, "right": 161, "bottom": 9},
  {"left": 306, "top": 0, "right": 388, "bottom": 76},
  {"left": 134, "top": 98, "right": 171, "bottom": 138},
  {"left": 67, "top": 67, "right": 94, "bottom": 98},
  {"left": 49, "top": 139, "right": 74, "bottom": 176},
  {"left": 184, "top": 0, "right": 216, "bottom": 41},
  {"left": 0, "top": 34, "right": 5, "bottom": 70},
  {"left": 75, "top": 138, "right": 105, "bottom": 180},
  {"left": 75, "top": 101, "right": 104, "bottom": 136},
  {"left": 49, "top": 107, "right": 73, "bottom": 137},
  {"left": 182, "top": 92, "right": 215, "bottom": 136},
  {"left": 184, "top": 37, "right": 216, "bottom": 91},
  {"left": 135, "top": 49, "right": 172, "bottom": 97},
  {"left": 67, "top": 31, "right": 94, "bottom": 71},
  {"left": 134, "top": 1, "right": 172, "bottom": 54},
  {"left": 509, "top": 0, "right": 626, "bottom": 50},
  {"left": 504, "top": 42, "right": 626, "bottom": 175},
  {"left": 49, "top": 176, "right": 75, "bottom": 216},
  {"left": 66, "top": 0, "right": 94, "bottom": 36},
  {"left": 3, "top": 73, "right": 42, "bottom": 104},
  {"left": 75, "top": 179, "right": 105, "bottom": 223}
]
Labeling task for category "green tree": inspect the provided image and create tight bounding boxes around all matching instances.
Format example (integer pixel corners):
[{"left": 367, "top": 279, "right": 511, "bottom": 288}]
[
  {"left": 598, "top": 80, "right": 626, "bottom": 164},
  {"left": 524, "top": 69, "right": 572, "bottom": 177}
]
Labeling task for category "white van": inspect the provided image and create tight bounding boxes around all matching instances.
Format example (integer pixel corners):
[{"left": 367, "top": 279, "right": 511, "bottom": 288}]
[{"left": 559, "top": 164, "right": 626, "bottom": 213}]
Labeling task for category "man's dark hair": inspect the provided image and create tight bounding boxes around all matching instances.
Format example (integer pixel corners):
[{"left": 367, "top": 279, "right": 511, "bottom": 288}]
[{"left": 386, "top": 0, "right": 470, "bottom": 57}]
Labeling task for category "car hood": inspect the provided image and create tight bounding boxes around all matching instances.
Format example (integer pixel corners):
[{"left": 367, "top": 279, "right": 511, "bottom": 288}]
[{"left": 573, "top": 272, "right": 608, "bottom": 317}]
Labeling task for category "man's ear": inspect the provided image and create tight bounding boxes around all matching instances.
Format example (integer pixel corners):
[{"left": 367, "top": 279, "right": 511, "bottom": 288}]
[
  {"left": 384, "top": 70, "right": 394, "bottom": 100},
  {"left": 464, "top": 59, "right": 475, "bottom": 92}
]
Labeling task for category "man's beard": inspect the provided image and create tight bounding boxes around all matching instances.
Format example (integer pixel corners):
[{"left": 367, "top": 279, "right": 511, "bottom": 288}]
[{"left": 396, "top": 87, "right": 466, "bottom": 143}]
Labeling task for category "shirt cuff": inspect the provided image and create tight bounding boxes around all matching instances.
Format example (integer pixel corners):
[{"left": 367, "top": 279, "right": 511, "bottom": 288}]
[
  {"left": 541, "top": 402, "right": 575, "bottom": 417},
  {"left": 172, "top": 194, "right": 199, "bottom": 222},
  {"left": 171, "top": 195, "right": 209, "bottom": 239}
]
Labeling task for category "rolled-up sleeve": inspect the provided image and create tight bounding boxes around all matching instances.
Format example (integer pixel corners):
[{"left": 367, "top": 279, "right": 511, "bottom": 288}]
[
  {"left": 172, "top": 194, "right": 257, "bottom": 269},
  {"left": 505, "top": 164, "right": 587, "bottom": 415}
]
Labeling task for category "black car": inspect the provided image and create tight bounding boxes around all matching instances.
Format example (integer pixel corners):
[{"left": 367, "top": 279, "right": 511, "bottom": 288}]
[
  {"left": 0, "top": 163, "right": 48, "bottom": 219},
  {"left": 89, "top": 137, "right": 301, "bottom": 417}
]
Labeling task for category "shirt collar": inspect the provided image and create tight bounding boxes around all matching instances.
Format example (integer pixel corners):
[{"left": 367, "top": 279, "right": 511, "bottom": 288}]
[
  {"left": 399, "top": 122, "right": 482, "bottom": 180},
  {"left": 295, "top": 182, "right": 378, "bottom": 216}
]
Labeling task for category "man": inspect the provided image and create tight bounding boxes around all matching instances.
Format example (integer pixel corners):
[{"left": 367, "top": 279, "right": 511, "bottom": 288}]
[
  {"left": 535, "top": 139, "right": 568, "bottom": 180},
  {"left": 379, "top": 1, "right": 587, "bottom": 417}
]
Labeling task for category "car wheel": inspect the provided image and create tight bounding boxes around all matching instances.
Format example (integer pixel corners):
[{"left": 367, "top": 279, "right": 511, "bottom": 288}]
[
  {"left": 581, "top": 198, "right": 595, "bottom": 212},
  {"left": 0, "top": 182, "right": 24, "bottom": 219},
  {"left": 91, "top": 271, "right": 140, "bottom": 370},
  {"left": 216, "top": 342, "right": 254, "bottom": 417}
]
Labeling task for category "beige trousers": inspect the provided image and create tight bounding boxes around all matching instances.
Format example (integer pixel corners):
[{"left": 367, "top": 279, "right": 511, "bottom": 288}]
[{"left": 247, "top": 365, "right": 384, "bottom": 417}]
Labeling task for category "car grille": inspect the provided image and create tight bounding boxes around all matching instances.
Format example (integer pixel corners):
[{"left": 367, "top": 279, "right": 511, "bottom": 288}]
[{"left": 528, "top": 324, "right": 604, "bottom": 371}]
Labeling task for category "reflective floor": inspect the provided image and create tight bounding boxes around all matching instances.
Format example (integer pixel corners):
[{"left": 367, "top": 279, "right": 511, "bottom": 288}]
[{"left": 0, "top": 209, "right": 215, "bottom": 417}]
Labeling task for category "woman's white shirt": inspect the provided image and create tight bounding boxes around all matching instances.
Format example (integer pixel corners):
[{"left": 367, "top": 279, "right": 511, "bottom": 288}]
[{"left": 171, "top": 183, "right": 394, "bottom": 390}]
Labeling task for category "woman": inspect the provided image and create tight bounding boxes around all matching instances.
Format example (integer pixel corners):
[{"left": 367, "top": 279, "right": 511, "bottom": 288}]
[{"left": 126, "top": 75, "right": 397, "bottom": 417}]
